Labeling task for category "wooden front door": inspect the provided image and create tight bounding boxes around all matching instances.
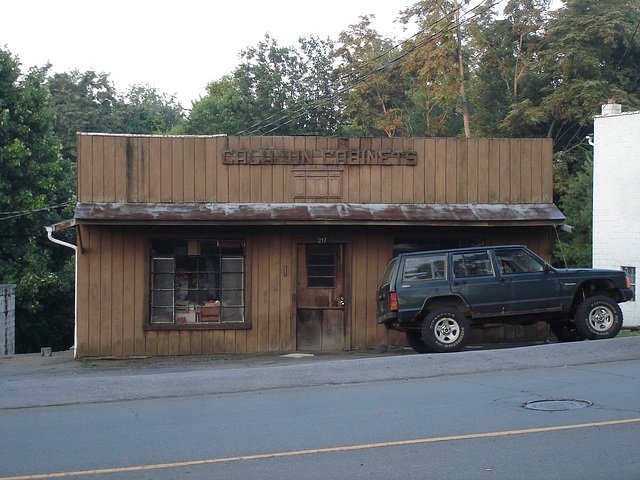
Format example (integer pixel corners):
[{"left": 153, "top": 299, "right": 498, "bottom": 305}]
[{"left": 296, "top": 244, "right": 346, "bottom": 351}]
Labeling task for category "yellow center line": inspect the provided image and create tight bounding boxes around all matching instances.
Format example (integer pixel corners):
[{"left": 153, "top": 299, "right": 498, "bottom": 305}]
[{"left": 3, "top": 418, "right": 639, "bottom": 480}]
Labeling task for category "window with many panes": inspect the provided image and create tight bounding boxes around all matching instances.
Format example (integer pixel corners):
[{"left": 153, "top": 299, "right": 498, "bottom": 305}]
[
  {"left": 622, "top": 266, "right": 636, "bottom": 301},
  {"left": 307, "top": 254, "right": 336, "bottom": 288},
  {"left": 149, "top": 239, "right": 245, "bottom": 325}
]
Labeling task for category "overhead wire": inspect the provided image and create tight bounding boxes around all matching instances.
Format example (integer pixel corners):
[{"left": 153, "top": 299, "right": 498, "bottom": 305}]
[
  {"left": 0, "top": 201, "right": 72, "bottom": 221},
  {"left": 236, "top": 0, "right": 506, "bottom": 136},
  {"left": 239, "top": 2, "right": 481, "bottom": 135}
]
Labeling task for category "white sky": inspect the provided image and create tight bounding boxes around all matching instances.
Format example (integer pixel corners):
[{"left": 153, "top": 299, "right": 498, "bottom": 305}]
[{"left": 2, "top": 0, "right": 412, "bottom": 108}]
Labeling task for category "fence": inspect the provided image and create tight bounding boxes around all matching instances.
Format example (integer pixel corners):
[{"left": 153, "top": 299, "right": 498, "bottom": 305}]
[{"left": 1, "top": 285, "right": 16, "bottom": 355}]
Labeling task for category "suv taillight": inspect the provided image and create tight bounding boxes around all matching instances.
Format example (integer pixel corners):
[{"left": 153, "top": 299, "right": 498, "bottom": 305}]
[
  {"left": 390, "top": 292, "right": 398, "bottom": 311},
  {"left": 626, "top": 276, "right": 632, "bottom": 288}
]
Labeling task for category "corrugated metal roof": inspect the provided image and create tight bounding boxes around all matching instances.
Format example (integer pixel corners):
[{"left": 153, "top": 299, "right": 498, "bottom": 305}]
[{"left": 71, "top": 202, "right": 565, "bottom": 226}]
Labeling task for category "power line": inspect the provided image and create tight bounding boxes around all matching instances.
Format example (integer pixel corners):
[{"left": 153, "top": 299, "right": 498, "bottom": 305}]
[
  {"left": 0, "top": 201, "right": 73, "bottom": 221},
  {"left": 236, "top": 0, "right": 505, "bottom": 136}
]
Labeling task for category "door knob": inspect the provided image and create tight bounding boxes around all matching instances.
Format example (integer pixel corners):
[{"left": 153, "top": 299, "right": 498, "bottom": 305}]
[{"left": 340, "top": 296, "right": 345, "bottom": 306}]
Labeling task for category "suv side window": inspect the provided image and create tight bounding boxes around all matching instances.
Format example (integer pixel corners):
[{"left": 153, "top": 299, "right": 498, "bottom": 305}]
[
  {"left": 402, "top": 255, "right": 446, "bottom": 282},
  {"left": 495, "top": 248, "right": 545, "bottom": 274},
  {"left": 452, "top": 252, "right": 493, "bottom": 278}
]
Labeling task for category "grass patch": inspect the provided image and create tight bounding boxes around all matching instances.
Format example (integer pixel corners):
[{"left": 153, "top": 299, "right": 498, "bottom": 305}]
[{"left": 618, "top": 329, "right": 640, "bottom": 337}]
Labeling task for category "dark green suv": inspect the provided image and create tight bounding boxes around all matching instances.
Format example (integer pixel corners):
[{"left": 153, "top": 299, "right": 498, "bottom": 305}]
[{"left": 377, "top": 245, "right": 634, "bottom": 353}]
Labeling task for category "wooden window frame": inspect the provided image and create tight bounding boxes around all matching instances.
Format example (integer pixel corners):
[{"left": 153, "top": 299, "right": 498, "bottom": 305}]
[{"left": 145, "top": 238, "right": 250, "bottom": 331}]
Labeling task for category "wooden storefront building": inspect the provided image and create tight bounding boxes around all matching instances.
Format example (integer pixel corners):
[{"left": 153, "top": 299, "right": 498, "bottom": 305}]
[{"left": 55, "top": 133, "right": 564, "bottom": 358}]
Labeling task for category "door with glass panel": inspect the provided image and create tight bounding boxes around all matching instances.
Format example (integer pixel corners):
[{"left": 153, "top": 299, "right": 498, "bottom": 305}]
[{"left": 296, "top": 244, "right": 345, "bottom": 350}]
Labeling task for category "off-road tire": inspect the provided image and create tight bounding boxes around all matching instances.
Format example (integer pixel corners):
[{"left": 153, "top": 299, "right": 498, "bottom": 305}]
[
  {"left": 421, "top": 307, "right": 469, "bottom": 353},
  {"left": 574, "top": 295, "right": 623, "bottom": 340}
]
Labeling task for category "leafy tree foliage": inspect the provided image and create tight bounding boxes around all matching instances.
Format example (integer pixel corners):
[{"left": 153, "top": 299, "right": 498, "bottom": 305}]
[
  {"left": 399, "top": 0, "right": 472, "bottom": 137},
  {"left": 553, "top": 150, "right": 593, "bottom": 267},
  {"left": 47, "top": 70, "right": 119, "bottom": 162},
  {"left": 469, "top": 0, "right": 552, "bottom": 136},
  {"left": 332, "top": 15, "right": 410, "bottom": 137},
  {"left": 115, "top": 83, "right": 185, "bottom": 135},
  {"left": 48, "top": 71, "right": 184, "bottom": 162},
  {"left": 0, "top": 48, "right": 76, "bottom": 352},
  {"left": 173, "top": 76, "right": 243, "bottom": 135},
  {"left": 182, "top": 35, "right": 340, "bottom": 136},
  {"left": 488, "top": 0, "right": 640, "bottom": 145}
]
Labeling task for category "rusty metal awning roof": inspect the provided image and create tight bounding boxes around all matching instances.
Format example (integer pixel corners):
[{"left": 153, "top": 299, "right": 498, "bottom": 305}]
[{"left": 70, "top": 202, "right": 565, "bottom": 227}]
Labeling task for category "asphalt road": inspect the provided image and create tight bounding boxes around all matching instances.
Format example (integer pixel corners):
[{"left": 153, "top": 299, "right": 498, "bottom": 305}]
[{"left": 1, "top": 337, "right": 639, "bottom": 479}]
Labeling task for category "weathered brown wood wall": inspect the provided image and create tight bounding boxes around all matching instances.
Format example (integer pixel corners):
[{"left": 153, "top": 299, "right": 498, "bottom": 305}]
[
  {"left": 75, "top": 223, "right": 552, "bottom": 357},
  {"left": 77, "top": 135, "right": 553, "bottom": 205},
  {"left": 75, "top": 225, "right": 403, "bottom": 357},
  {"left": 74, "top": 134, "right": 556, "bottom": 357}
]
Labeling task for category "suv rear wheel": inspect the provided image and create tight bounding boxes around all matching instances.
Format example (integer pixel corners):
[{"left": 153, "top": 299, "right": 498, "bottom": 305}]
[
  {"left": 574, "top": 295, "right": 623, "bottom": 340},
  {"left": 421, "top": 307, "right": 469, "bottom": 353},
  {"left": 406, "top": 331, "right": 430, "bottom": 353}
]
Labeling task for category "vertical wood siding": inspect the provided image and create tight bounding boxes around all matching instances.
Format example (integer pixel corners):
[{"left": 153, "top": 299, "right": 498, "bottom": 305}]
[
  {"left": 77, "top": 135, "right": 554, "bottom": 205},
  {"left": 75, "top": 224, "right": 553, "bottom": 357},
  {"left": 74, "top": 133, "right": 556, "bottom": 357}
]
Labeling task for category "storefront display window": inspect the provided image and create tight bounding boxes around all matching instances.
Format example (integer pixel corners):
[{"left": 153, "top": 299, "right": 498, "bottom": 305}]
[{"left": 149, "top": 239, "right": 245, "bottom": 325}]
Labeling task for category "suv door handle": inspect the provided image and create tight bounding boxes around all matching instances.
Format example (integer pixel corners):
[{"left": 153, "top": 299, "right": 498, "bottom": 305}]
[{"left": 454, "top": 280, "right": 467, "bottom": 286}]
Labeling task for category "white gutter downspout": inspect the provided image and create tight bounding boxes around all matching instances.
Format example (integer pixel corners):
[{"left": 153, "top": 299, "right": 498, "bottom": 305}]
[
  {"left": 45, "top": 226, "right": 77, "bottom": 252},
  {"left": 45, "top": 226, "right": 78, "bottom": 358}
]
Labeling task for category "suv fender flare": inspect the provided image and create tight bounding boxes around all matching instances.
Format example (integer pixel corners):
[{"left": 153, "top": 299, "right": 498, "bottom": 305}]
[
  {"left": 571, "top": 279, "right": 622, "bottom": 309},
  {"left": 420, "top": 295, "right": 472, "bottom": 319}
]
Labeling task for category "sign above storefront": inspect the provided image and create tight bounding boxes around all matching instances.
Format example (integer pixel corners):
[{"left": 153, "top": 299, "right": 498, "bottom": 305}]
[{"left": 222, "top": 149, "right": 417, "bottom": 166}]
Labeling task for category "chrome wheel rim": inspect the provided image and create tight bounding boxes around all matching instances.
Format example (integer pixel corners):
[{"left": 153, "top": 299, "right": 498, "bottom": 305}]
[
  {"left": 588, "top": 306, "right": 614, "bottom": 331},
  {"left": 434, "top": 318, "right": 460, "bottom": 344}
]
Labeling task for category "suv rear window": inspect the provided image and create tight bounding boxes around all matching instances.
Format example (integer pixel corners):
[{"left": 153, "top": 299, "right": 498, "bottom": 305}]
[
  {"left": 378, "top": 257, "right": 398, "bottom": 288},
  {"left": 402, "top": 255, "right": 446, "bottom": 282}
]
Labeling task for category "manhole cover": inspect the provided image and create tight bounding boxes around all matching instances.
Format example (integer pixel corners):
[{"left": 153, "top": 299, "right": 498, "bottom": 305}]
[{"left": 524, "top": 399, "right": 592, "bottom": 411}]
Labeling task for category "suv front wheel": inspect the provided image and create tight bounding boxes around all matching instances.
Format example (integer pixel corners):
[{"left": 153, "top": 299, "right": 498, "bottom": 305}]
[
  {"left": 421, "top": 307, "right": 469, "bottom": 353},
  {"left": 574, "top": 295, "right": 623, "bottom": 340}
]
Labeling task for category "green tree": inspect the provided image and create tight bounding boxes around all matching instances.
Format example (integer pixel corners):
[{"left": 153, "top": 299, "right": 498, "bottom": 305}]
[
  {"left": 0, "top": 48, "right": 76, "bottom": 353},
  {"left": 399, "top": 0, "right": 472, "bottom": 137},
  {"left": 183, "top": 35, "right": 341, "bottom": 136},
  {"left": 469, "top": 0, "right": 551, "bottom": 136},
  {"left": 114, "top": 83, "right": 184, "bottom": 134},
  {"left": 48, "top": 72, "right": 184, "bottom": 162},
  {"left": 553, "top": 150, "right": 593, "bottom": 267},
  {"left": 502, "top": 0, "right": 640, "bottom": 146},
  {"left": 46, "top": 70, "right": 118, "bottom": 162},
  {"left": 174, "top": 76, "right": 244, "bottom": 135},
  {"left": 333, "top": 15, "right": 410, "bottom": 137}
]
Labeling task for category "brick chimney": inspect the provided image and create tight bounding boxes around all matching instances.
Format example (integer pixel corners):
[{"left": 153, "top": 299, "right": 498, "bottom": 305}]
[{"left": 602, "top": 98, "right": 622, "bottom": 115}]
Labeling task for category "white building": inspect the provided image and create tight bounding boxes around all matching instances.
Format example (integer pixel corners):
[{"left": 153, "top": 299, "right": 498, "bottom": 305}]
[{"left": 592, "top": 101, "right": 639, "bottom": 328}]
